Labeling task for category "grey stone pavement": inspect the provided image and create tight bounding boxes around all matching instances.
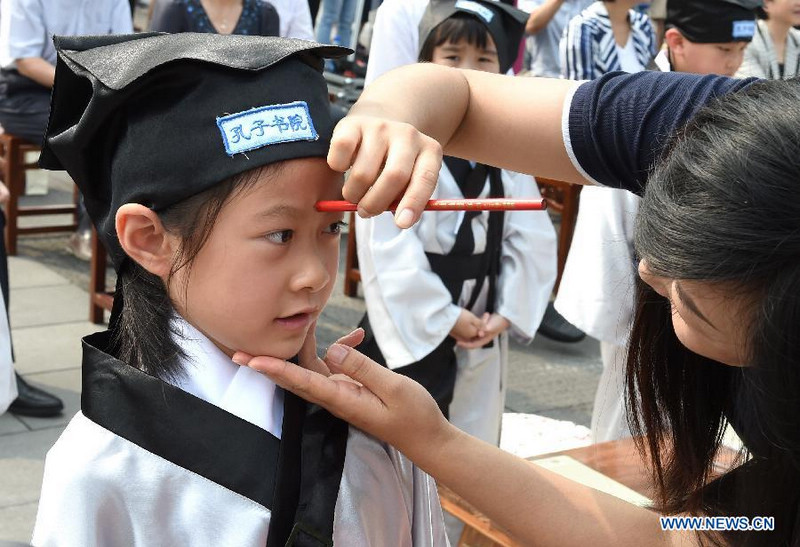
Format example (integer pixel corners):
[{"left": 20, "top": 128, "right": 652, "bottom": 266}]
[{"left": 0, "top": 176, "right": 602, "bottom": 543}]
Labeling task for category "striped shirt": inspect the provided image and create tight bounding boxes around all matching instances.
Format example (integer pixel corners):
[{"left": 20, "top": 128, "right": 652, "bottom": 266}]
[{"left": 559, "top": 2, "right": 656, "bottom": 80}]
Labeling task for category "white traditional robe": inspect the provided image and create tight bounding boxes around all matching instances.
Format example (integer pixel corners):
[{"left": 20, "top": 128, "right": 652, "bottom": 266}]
[
  {"left": 32, "top": 319, "right": 449, "bottom": 546},
  {"left": 356, "top": 166, "right": 557, "bottom": 445}
]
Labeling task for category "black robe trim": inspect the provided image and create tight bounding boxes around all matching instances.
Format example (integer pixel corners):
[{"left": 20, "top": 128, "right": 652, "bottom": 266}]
[
  {"left": 81, "top": 330, "right": 281, "bottom": 509},
  {"left": 81, "top": 330, "right": 349, "bottom": 546}
]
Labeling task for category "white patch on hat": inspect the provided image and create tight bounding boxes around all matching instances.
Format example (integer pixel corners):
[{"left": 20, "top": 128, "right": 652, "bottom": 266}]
[
  {"left": 455, "top": 0, "right": 494, "bottom": 23},
  {"left": 732, "top": 20, "right": 755, "bottom": 39},
  {"left": 216, "top": 101, "right": 318, "bottom": 156}
]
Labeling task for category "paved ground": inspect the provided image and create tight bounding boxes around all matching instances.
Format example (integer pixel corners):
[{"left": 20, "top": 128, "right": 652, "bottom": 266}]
[{"left": 0, "top": 177, "right": 602, "bottom": 543}]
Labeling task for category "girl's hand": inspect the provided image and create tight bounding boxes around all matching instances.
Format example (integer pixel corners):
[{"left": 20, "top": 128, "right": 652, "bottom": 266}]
[
  {"left": 449, "top": 308, "right": 485, "bottom": 343},
  {"left": 456, "top": 313, "right": 510, "bottom": 349},
  {"left": 233, "top": 329, "right": 452, "bottom": 462},
  {"left": 328, "top": 115, "right": 443, "bottom": 229}
]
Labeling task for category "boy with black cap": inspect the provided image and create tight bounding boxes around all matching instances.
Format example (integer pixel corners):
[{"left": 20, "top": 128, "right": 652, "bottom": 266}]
[
  {"left": 355, "top": 0, "right": 557, "bottom": 462},
  {"left": 31, "top": 32, "right": 448, "bottom": 546},
  {"left": 654, "top": 0, "right": 760, "bottom": 75}
]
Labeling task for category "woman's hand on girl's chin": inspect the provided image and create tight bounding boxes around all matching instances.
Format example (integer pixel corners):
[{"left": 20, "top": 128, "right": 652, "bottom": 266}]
[
  {"left": 328, "top": 114, "right": 442, "bottom": 229},
  {"left": 233, "top": 326, "right": 453, "bottom": 462}
]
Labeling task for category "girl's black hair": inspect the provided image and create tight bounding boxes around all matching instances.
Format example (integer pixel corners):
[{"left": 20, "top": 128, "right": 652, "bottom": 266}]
[
  {"left": 628, "top": 78, "right": 800, "bottom": 546},
  {"left": 112, "top": 165, "right": 275, "bottom": 382},
  {"left": 418, "top": 12, "right": 490, "bottom": 63}
]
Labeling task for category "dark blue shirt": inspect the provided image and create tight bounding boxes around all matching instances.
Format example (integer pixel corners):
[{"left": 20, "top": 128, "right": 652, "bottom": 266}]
[{"left": 567, "top": 71, "right": 757, "bottom": 195}]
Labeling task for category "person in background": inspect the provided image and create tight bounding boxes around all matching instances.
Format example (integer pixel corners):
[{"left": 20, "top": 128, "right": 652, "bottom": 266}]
[
  {"left": 366, "top": 0, "right": 587, "bottom": 343},
  {"left": 559, "top": 0, "right": 656, "bottom": 79},
  {"left": 555, "top": 0, "right": 655, "bottom": 443},
  {"left": 653, "top": 0, "right": 759, "bottom": 74},
  {"left": 520, "top": 0, "right": 592, "bottom": 77},
  {"left": 557, "top": 0, "right": 756, "bottom": 443},
  {"left": 260, "top": 0, "right": 315, "bottom": 39},
  {"left": 149, "top": 0, "right": 280, "bottom": 35},
  {"left": 316, "top": 0, "right": 358, "bottom": 72},
  {"left": 0, "top": 0, "right": 132, "bottom": 417},
  {"left": 357, "top": 0, "right": 554, "bottom": 449},
  {"left": 736, "top": 0, "right": 800, "bottom": 78}
]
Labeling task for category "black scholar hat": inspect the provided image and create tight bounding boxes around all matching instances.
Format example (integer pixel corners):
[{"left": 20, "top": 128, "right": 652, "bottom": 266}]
[
  {"left": 39, "top": 32, "right": 349, "bottom": 270},
  {"left": 419, "top": 0, "right": 529, "bottom": 73},
  {"left": 666, "top": 0, "right": 761, "bottom": 43}
]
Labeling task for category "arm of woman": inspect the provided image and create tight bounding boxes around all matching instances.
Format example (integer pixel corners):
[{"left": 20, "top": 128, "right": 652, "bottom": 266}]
[
  {"left": 332, "top": 65, "right": 756, "bottom": 227},
  {"left": 237, "top": 341, "right": 698, "bottom": 547},
  {"left": 331, "top": 63, "right": 584, "bottom": 225}
]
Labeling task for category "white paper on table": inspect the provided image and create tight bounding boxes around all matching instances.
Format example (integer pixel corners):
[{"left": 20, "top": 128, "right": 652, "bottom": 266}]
[{"left": 532, "top": 455, "right": 652, "bottom": 507}]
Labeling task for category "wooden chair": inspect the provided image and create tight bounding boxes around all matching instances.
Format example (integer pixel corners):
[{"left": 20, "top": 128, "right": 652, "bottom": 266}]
[
  {"left": 341, "top": 178, "right": 582, "bottom": 297},
  {"left": 89, "top": 227, "right": 114, "bottom": 324},
  {"left": 535, "top": 178, "right": 582, "bottom": 293},
  {"left": 0, "top": 133, "right": 78, "bottom": 256}
]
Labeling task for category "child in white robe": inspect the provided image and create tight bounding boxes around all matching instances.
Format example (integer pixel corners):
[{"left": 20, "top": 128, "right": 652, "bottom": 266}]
[
  {"left": 31, "top": 32, "right": 448, "bottom": 547},
  {"left": 357, "top": 0, "right": 557, "bottom": 446}
]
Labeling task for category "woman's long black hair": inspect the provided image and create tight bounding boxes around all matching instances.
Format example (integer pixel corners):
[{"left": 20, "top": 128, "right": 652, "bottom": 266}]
[{"left": 628, "top": 78, "right": 800, "bottom": 545}]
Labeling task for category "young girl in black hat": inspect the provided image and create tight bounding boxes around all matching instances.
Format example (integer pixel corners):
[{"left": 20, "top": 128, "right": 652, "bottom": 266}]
[
  {"left": 31, "top": 33, "right": 448, "bottom": 546},
  {"left": 354, "top": 0, "right": 557, "bottom": 449}
]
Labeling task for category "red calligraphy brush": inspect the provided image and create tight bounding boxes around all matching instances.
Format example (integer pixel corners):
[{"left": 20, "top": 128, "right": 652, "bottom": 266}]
[{"left": 315, "top": 198, "right": 547, "bottom": 212}]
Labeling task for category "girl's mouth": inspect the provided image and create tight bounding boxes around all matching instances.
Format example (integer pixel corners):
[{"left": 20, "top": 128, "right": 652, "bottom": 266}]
[{"left": 274, "top": 312, "right": 312, "bottom": 330}]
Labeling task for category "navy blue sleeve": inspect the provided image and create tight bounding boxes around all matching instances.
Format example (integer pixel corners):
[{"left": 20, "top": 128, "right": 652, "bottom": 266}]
[{"left": 567, "top": 71, "right": 758, "bottom": 195}]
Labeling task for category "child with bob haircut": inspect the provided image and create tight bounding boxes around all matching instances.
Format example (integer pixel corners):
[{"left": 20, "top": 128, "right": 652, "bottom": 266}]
[
  {"left": 31, "top": 32, "right": 448, "bottom": 546},
  {"left": 356, "top": 0, "right": 557, "bottom": 448}
]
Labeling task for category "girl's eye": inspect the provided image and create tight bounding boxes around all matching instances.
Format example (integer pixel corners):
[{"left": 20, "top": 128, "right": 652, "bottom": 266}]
[
  {"left": 325, "top": 220, "right": 347, "bottom": 235},
  {"left": 265, "top": 230, "right": 293, "bottom": 244}
]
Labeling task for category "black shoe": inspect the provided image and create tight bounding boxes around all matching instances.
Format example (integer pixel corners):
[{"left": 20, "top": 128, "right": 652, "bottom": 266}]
[
  {"left": 537, "top": 302, "right": 586, "bottom": 343},
  {"left": 8, "top": 372, "right": 64, "bottom": 417}
]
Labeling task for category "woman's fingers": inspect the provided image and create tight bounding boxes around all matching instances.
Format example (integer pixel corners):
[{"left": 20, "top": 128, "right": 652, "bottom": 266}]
[
  {"left": 334, "top": 327, "right": 366, "bottom": 349},
  {"left": 328, "top": 116, "right": 441, "bottom": 229},
  {"left": 393, "top": 140, "right": 441, "bottom": 228},
  {"left": 328, "top": 117, "right": 363, "bottom": 175}
]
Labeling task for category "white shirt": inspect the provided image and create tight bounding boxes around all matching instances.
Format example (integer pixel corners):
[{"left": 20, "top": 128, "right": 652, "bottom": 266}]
[
  {"left": 616, "top": 34, "right": 644, "bottom": 73},
  {"left": 266, "top": 0, "right": 315, "bottom": 40},
  {"left": 0, "top": 0, "right": 133, "bottom": 69},
  {"left": 168, "top": 315, "right": 284, "bottom": 439}
]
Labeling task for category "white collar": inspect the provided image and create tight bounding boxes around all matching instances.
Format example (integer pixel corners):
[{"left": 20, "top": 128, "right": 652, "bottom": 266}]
[
  {"left": 654, "top": 49, "right": 672, "bottom": 72},
  {"left": 168, "top": 315, "right": 284, "bottom": 439}
]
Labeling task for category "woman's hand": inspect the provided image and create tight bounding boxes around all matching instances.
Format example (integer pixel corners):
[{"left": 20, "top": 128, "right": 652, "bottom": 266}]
[
  {"left": 233, "top": 326, "right": 453, "bottom": 464},
  {"left": 328, "top": 115, "right": 443, "bottom": 229}
]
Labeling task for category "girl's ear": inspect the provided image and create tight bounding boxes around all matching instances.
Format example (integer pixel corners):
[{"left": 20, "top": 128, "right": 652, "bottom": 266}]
[{"left": 116, "top": 204, "right": 176, "bottom": 278}]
